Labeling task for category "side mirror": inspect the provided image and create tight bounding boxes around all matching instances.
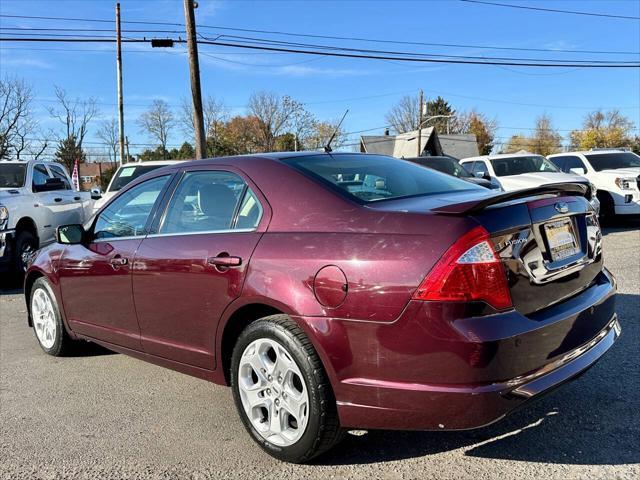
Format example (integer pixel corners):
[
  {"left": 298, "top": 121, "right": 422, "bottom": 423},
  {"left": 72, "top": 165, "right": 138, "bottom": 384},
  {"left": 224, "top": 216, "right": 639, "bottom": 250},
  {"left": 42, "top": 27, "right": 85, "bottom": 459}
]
[
  {"left": 569, "top": 167, "right": 586, "bottom": 175},
  {"left": 56, "top": 224, "right": 85, "bottom": 245},
  {"left": 90, "top": 187, "right": 102, "bottom": 200}
]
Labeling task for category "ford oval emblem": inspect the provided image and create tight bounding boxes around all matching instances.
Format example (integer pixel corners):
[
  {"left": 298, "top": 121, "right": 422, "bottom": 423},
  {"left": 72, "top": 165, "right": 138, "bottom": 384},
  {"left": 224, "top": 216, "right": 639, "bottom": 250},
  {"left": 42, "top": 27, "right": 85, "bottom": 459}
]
[{"left": 555, "top": 202, "right": 569, "bottom": 214}]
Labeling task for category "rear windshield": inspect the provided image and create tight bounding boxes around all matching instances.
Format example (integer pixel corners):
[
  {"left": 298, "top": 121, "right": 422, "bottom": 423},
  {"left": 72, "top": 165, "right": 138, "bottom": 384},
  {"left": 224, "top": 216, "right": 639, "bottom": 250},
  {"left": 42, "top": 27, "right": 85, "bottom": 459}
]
[
  {"left": 585, "top": 152, "right": 640, "bottom": 172},
  {"left": 109, "top": 164, "right": 168, "bottom": 192},
  {"left": 284, "top": 154, "right": 481, "bottom": 203},
  {"left": 490, "top": 155, "right": 559, "bottom": 177},
  {"left": 0, "top": 163, "right": 27, "bottom": 188}
]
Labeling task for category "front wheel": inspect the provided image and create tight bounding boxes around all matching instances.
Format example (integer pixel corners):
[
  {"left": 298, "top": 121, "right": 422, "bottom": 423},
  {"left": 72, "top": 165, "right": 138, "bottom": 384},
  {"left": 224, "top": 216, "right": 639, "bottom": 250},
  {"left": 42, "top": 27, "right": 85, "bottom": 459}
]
[
  {"left": 30, "top": 277, "right": 76, "bottom": 356},
  {"left": 230, "top": 315, "right": 343, "bottom": 463},
  {"left": 14, "top": 230, "right": 37, "bottom": 275}
]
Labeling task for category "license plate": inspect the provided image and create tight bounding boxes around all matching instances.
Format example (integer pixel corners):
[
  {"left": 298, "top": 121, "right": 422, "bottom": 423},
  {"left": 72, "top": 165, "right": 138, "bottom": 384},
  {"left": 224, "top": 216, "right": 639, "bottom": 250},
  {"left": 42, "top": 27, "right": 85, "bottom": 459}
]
[{"left": 544, "top": 218, "right": 580, "bottom": 261}]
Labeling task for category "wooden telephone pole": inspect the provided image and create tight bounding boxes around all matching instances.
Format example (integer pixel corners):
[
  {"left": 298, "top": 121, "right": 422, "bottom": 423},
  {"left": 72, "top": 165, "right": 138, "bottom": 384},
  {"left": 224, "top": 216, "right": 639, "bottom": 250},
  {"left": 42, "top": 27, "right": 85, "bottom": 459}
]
[
  {"left": 417, "top": 89, "right": 424, "bottom": 157},
  {"left": 183, "top": 0, "right": 207, "bottom": 159},
  {"left": 116, "top": 3, "right": 125, "bottom": 166}
]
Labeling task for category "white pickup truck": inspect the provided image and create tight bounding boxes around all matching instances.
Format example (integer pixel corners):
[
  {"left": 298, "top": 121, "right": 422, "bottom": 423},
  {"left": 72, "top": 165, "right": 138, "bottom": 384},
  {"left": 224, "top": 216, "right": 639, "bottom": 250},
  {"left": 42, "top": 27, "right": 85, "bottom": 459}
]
[{"left": 0, "top": 160, "right": 96, "bottom": 274}]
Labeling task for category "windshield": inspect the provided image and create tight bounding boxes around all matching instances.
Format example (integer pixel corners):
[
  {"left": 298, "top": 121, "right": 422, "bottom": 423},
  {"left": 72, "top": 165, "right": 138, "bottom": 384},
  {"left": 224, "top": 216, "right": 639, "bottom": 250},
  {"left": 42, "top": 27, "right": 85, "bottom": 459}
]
[
  {"left": 490, "top": 155, "right": 559, "bottom": 177},
  {"left": 418, "top": 158, "right": 472, "bottom": 178},
  {"left": 284, "top": 154, "right": 481, "bottom": 203},
  {"left": 109, "top": 164, "right": 168, "bottom": 192},
  {"left": 585, "top": 152, "right": 640, "bottom": 172},
  {"left": 0, "top": 163, "right": 27, "bottom": 188}
]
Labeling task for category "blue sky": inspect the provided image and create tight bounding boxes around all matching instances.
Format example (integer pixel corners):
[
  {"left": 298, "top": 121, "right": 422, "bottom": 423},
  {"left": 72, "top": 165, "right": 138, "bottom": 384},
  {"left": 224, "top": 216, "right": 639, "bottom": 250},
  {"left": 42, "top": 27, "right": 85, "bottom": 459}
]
[{"left": 1, "top": 0, "right": 639, "bottom": 158}]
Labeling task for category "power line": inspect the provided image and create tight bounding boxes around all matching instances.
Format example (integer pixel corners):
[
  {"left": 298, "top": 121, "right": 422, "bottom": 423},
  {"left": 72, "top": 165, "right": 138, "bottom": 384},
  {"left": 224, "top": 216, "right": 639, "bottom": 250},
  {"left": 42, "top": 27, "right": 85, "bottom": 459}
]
[
  {"left": 459, "top": 0, "right": 640, "bottom": 20},
  {"left": 1, "top": 13, "right": 638, "bottom": 55},
  {"left": 3, "top": 36, "right": 636, "bottom": 68}
]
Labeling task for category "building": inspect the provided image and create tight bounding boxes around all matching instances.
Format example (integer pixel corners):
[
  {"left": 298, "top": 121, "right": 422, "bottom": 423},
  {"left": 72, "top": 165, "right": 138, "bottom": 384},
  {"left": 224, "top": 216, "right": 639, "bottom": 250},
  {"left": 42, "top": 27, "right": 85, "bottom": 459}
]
[
  {"left": 360, "top": 128, "right": 479, "bottom": 159},
  {"left": 77, "top": 162, "right": 118, "bottom": 190}
]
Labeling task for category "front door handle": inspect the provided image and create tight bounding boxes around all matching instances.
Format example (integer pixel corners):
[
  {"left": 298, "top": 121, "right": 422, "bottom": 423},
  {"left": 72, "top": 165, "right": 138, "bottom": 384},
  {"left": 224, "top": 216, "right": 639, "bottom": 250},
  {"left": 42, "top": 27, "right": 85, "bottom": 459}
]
[
  {"left": 207, "top": 255, "right": 242, "bottom": 268},
  {"left": 109, "top": 256, "right": 128, "bottom": 267},
  {"left": 54, "top": 197, "right": 63, "bottom": 202},
  {"left": 74, "top": 196, "right": 81, "bottom": 201}
]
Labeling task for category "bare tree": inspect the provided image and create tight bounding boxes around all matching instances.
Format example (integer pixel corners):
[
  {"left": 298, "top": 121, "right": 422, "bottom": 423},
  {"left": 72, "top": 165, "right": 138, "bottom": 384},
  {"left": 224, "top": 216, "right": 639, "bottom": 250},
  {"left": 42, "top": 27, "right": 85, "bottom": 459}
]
[
  {"left": 0, "top": 77, "right": 36, "bottom": 160},
  {"left": 180, "top": 95, "right": 228, "bottom": 137},
  {"left": 290, "top": 108, "right": 316, "bottom": 150},
  {"left": 248, "top": 92, "right": 303, "bottom": 152},
  {"left": 138, "top": 99, "right": 175, "bottom": 157},
  {"left": 47, "top": 86, "right": 98, "bottom": 150},
  {"left": 96, "top": 118, "right": 119, "bottom": 167},
  {"left": 453, "top": 110, "right": 499, "bottom": 155},
  {"left": 385, "top": 94, "right": 420, "bottom": 134}
]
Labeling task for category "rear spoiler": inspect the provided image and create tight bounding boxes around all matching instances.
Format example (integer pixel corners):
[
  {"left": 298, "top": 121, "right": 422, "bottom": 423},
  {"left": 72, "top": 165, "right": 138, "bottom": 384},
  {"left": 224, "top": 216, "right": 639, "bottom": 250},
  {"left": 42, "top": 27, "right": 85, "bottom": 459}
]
[{"left": 432, "top": 183, "right": 588, "bottom": 215}]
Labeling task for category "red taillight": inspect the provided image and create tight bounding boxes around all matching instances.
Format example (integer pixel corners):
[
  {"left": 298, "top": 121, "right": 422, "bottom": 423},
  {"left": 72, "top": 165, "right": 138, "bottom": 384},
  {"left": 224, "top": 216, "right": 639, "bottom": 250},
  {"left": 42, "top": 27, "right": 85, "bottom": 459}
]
[{"left": 413, "top": 225, "right": 512, "bottom": 310}]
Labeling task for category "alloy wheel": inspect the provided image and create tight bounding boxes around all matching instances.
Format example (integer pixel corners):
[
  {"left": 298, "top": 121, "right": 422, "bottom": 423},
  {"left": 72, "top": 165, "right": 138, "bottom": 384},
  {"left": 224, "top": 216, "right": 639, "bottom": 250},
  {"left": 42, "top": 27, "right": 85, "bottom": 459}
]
[
  {"left": 31, "top": 288, "right": 57, "bottom": 349},
  {"left": 237, "top": 338, "right": 309, "bottom": 447}
]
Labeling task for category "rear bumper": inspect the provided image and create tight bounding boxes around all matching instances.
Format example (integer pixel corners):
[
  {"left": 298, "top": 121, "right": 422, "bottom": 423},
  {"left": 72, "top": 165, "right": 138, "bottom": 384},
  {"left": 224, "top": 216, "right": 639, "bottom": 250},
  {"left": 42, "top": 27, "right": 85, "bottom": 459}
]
[{"left": 298, "top": 269, "right": 618, "bottom": 431}]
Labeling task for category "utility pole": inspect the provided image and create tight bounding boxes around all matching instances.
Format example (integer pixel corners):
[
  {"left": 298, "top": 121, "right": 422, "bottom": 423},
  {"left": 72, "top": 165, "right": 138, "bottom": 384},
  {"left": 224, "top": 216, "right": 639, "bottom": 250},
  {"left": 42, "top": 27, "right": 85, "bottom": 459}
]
[
  {"left": 417, "top": 89, "right": 424, "bottom": 157},
  {"left": 116, "top": 3, "right": 125, "bottom": 166},
  {"left": 125, "top": 136, "right": 131, "bottom": 162},
  {"left": 183, "top": 0, "right": 207, "bottom": 159}
]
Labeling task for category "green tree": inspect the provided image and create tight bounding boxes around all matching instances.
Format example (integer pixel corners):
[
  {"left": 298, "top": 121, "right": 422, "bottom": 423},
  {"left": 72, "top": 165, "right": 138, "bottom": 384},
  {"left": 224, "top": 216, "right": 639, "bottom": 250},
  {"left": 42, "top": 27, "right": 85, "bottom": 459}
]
[
  {"left": 454, "top": 109, "right": 498, "bottom": 155},
  {"left": 167, "top": 142, "right": 195, "bottom": 160},
  {"left": 502, "top": 134, "right": 531, "bottom": 154},
  {"left": 425, "top": 96, "right": 455, "bottom": 134},
  {"left": 138, "top": 146, "right": 168, "bottom": 161},
  {"left": 54, "top": 135, "right": 86, "bottom": 174},
  {"left": 99, "top": 166, "right": 116, "bottom": 191}
]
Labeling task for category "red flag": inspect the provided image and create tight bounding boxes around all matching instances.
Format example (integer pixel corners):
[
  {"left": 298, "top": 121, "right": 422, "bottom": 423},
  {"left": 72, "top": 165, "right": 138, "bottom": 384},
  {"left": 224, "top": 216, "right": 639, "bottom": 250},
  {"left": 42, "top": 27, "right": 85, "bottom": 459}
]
[{"left": 71, "top": 159, "right": 80, "bottom": 191}]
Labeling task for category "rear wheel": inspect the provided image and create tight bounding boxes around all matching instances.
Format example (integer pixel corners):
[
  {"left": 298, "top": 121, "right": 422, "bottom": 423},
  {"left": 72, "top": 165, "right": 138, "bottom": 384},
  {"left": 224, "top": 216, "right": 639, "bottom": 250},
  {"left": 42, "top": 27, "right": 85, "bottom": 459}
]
[
  {"left": 230, "top": 315, "right": 343, "bottom": 463},
  {"left": 30, "top": 277, "right": 75, "bottom": 356}
]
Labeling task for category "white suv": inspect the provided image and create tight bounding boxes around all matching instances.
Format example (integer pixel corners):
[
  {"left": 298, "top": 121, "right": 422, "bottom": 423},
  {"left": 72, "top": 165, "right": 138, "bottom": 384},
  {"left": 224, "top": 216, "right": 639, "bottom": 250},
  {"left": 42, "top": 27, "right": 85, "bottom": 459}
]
[
  {"left": 460, "top": 152, "right": 599, "bottom": 212},
  {"left": 548, "top": 149, "right": 640, "bottom": 219}
]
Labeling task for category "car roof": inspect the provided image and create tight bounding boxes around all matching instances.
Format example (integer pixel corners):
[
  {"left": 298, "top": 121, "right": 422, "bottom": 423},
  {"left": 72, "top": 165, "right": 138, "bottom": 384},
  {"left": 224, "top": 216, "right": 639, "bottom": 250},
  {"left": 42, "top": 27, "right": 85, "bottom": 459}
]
[
  {"left": 548, "top": 149, "right": 632, "bottom": 157},
  {"left": 119, "top": 160, "right": 182, "bottom": 167},
  {"left": 461, "top": 152, "right": 541, "bottom": 162}
]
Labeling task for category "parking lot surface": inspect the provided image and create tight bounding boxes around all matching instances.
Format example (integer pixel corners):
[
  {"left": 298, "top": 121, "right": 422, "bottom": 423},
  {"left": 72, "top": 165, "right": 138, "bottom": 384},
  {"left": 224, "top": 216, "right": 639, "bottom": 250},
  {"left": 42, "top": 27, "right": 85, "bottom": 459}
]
[{"left": 1, "top": 223, "right": 638, "bottom": 480}]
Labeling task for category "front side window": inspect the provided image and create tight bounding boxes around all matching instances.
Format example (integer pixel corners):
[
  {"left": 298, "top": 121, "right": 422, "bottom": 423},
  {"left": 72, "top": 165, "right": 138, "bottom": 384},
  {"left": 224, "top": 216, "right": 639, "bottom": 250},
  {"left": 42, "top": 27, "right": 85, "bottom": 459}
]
[
  {"left": 48, "top": 164, "right": 72, "bottom": 189},
  {"left": 94, "top": 175, "right": 169, "bottom": 240},
  {"left": 584, "top": 152, "right": 640, "bottom": 171},
  {"left": 160, "top": 170, "right": 260, "bottom": 234},
  {"left": 285, "top": 154, "right": 480, "bottom": 203},
  {"left": 0, "top": 163, "right": 26, "bottom": 188},
  {"left": 563, "top": 156, "right": 587, "bottom": 172},
  {"left": 32, "top": 164, "right": 50, "bottom": 188},
  {"left": 490, "top": 155, "right": 559, "bottom": 177}
]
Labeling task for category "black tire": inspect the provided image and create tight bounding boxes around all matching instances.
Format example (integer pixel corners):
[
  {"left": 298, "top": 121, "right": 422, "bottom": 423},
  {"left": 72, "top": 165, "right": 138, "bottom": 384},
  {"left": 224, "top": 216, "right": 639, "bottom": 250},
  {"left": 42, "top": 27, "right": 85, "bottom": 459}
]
[
  {"left": 29, "top": 277, "right": 75, "bottom": 356},
  {"left": 597, "top": 191, "right": 615, "bottom": 226},
  {"left": 230, "top": 314, "right": 343, "bottom": 463},
  {"left": 14, "top": 230, "right": 38, "bottom": 275}
]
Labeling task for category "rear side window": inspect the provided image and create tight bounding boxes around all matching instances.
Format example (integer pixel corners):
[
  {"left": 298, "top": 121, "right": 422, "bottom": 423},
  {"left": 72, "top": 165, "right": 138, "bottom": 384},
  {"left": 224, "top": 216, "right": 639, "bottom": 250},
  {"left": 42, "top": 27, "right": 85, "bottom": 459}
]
[
  {"left": 284, "top": 154, "right": 480, "bottom": 203},
  {"left": 469, "top": 161, "right": 489, "bottom": 176},
  {"left": 584, "top": 152, "right": 640, "bottom": 171},
  {"left": 160, "top": 170, "right": 261, "bottom": 234}
]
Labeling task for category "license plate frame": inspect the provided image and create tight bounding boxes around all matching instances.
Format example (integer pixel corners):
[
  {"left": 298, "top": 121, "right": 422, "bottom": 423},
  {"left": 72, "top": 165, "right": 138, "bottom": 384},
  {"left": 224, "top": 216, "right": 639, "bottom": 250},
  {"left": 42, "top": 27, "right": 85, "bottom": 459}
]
[{"left": 544, "top": 218, "right": 580, "bottom": 261}]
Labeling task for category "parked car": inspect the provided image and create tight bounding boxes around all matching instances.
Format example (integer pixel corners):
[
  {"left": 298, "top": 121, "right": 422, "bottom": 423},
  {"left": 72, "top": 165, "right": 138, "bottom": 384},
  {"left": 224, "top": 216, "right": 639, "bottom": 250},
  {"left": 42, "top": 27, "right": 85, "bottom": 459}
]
[
  {"left": 0, "top": 160, "right": 96, "bottom": 274},
  {"left": 548, "top": 149, "right": 640, "bottom": 220},
  {"left": 25, "top": 153, "right": 618, "bottom": 463},
  {"left": 93, "top": 160, "right": 180, "bottom": 213},
  {"left": 405, "top": 155, "right": 501, "bottom": 189},
  {"left": 460, "top": 152, "right": 600, "bottom": 213}
]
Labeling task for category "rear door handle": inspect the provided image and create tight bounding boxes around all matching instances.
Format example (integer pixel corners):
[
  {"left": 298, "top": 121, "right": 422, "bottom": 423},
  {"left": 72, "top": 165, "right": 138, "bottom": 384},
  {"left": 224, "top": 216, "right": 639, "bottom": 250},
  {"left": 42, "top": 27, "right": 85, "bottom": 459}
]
[
  {"left": 207, "top": 255, "right": 242, "bottom": 267},
  {"left": 74, "top": 196, "right": 81, "bottom": 201},
  {"left": 54, "top": 197, "right": 63, "bottom": 202}
]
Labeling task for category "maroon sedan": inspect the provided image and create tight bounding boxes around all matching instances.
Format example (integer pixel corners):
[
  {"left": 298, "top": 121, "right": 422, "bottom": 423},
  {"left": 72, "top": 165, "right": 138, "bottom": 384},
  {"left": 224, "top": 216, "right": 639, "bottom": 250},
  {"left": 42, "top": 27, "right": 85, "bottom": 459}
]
[{"left": 24, "top": 153, "right": 619, "bottom": 463}]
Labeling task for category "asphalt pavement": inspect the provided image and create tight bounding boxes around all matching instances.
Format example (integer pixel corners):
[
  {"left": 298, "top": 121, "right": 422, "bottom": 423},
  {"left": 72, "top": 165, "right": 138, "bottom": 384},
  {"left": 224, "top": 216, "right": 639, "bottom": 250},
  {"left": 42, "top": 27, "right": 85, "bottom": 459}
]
[{"left": 1, "top": 221, "right": 638, "bottom": 479}]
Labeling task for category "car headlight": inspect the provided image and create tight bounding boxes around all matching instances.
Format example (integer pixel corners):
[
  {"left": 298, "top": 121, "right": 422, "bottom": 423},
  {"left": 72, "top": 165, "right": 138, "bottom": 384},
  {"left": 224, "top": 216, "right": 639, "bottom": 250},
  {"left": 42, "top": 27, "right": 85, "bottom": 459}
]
[
  {"left": 614, "top": 177, "right": 635, "bottom": 190},
  {"left": 0, "top": 205, "right": 8, "bottom": 230},
  {"left": 589, "top": 182, "right": 597, "bottom": 198}
]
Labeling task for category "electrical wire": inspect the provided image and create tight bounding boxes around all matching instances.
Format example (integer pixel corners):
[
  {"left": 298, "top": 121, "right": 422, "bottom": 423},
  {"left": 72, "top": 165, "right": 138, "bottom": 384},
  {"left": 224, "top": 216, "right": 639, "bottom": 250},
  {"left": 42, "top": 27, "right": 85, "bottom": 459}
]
[{"left": 459, "top": 0, "right": 640, "bottom": 21}]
